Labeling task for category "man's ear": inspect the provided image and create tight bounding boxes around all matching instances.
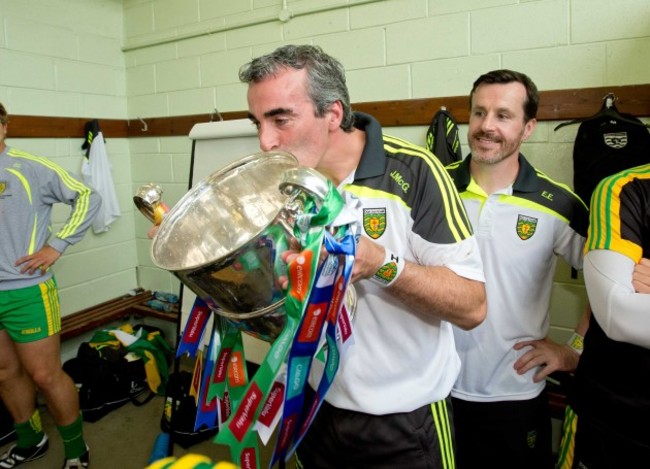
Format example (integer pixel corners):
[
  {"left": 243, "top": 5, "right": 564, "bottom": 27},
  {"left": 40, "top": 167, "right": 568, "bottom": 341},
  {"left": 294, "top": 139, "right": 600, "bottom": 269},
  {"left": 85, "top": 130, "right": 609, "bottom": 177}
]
[
  {"left": 522, "top": 118, "right": 537, "bottom": 141},
  {"left": 328, "top": 101, "right": 344, "bottom": 130}
]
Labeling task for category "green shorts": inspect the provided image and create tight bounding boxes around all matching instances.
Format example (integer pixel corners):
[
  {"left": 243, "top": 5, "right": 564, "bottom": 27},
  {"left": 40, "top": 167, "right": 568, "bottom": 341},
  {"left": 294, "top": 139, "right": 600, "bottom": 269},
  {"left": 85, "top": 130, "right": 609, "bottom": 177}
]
[{"left": 0, "top": 277, "right": 61, "bottom": 343}]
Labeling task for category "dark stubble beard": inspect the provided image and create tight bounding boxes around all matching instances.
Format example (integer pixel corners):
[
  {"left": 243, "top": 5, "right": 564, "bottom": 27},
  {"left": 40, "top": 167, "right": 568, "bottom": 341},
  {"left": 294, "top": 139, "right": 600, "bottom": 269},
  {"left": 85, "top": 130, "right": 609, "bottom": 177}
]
[{"left": 469, "top": 130, "right": 525, "bottom": 165}]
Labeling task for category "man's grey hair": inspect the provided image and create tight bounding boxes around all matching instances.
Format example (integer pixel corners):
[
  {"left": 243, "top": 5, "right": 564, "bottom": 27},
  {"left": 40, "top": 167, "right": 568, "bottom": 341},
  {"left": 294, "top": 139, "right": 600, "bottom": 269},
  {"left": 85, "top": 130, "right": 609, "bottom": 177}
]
[{"left": 239, "top": 44, "right": 355, "bottom": 132}]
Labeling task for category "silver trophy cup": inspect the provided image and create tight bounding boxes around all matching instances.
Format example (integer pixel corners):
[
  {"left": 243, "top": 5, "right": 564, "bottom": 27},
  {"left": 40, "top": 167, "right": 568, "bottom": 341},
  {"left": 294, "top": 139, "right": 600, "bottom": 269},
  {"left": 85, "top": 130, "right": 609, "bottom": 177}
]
[{"left": 137, "top": 151, "right": 355, "bottom": 342}]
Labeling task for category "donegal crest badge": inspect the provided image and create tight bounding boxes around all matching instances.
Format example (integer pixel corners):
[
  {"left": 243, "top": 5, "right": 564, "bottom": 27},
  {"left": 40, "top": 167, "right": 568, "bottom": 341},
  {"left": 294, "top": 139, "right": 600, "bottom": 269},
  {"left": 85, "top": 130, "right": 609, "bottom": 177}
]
[
  {"left": 516, "top": 214, "right": 538, "bottom": 240},
  {"left": 363, "top": 208, "right": 386, "bottom": 239}
]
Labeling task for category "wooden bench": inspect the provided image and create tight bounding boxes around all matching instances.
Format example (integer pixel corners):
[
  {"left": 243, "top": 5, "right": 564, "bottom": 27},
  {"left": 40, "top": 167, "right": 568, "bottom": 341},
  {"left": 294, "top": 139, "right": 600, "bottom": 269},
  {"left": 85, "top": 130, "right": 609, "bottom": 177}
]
[{"left": 60, "top": 288, "right": 179, "bottom": 342}]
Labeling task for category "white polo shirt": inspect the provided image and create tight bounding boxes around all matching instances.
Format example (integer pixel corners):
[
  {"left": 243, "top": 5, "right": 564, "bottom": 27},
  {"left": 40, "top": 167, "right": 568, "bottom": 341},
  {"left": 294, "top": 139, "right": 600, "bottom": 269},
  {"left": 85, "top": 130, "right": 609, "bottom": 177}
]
[
  {"left": 309, "top": 113, "right": 485, "bottom": 414},
  {"left": 447, "top": 155, "right": 588, "bottom": 402}
]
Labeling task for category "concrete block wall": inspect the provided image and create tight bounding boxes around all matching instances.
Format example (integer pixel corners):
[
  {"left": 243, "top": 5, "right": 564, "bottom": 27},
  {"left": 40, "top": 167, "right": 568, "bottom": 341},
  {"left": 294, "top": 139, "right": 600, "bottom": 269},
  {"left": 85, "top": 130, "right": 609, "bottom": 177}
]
[
  {"left": 0, "top": 0, "right": 127, "bottom": 118},
  {"left": 124, "top": 0, "right": 650, "bottom": 117},
  {"left": 0, "top": 0, "right": 136, "bottom": 314},
  {"left": 123, "top": 0, "right": 650, "bottom": 342},
  {"left": 130, "top": 135, "right": 191, "bottom": 295}
]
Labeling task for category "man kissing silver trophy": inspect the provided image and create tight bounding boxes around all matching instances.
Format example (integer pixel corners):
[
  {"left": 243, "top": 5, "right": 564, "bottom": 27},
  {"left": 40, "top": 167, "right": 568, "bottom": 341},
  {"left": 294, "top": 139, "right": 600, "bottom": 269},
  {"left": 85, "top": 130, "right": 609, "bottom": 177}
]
[{"left": 135, "top": 151, "right": 358, "bottom": 469}]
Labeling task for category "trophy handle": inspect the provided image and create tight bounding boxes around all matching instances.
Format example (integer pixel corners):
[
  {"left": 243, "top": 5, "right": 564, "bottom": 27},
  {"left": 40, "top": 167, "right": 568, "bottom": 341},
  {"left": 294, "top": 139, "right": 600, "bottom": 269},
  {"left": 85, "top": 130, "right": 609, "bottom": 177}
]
[
  {"left": 133, "top": 183, "right": 168, "bottom": 225},
  {"left": 279, "top": 166, "right": 330, "bottom": 201},
  {"left": 279, "top": 167, "right": 330, "bottom": 202},
  {"left": 277, "top": 167, "right": 331, "bottom": 234}
]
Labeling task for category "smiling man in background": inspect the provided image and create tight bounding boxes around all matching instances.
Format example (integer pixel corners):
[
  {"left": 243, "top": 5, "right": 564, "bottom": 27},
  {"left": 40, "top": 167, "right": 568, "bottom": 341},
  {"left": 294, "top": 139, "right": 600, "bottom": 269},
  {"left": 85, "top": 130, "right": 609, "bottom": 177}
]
[{"left": 445, "top": 70, "right": 590, "bottom": 469}]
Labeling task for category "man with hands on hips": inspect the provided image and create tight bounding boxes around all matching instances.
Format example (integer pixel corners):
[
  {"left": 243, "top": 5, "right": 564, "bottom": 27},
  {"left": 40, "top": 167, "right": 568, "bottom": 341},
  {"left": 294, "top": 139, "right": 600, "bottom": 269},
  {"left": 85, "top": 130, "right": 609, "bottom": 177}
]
[
  {"left": 445, "top": 70, "right": 590, "bottom": 469},
  {"left": 0, "top": 102, "right": 100, "bottom": 468}
]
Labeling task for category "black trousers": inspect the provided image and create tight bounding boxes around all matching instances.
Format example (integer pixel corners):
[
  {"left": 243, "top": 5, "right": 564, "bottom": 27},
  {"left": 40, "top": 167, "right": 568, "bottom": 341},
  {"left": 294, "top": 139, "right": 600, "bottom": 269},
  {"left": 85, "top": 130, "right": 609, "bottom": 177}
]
[
  {"left": 452, "top": 392, "right": 553, "bottom": 469},
  {"left": 572, "top": 415, "right": 650, "bottom": 469},
  {"left": 296, "top": 396, "right": 456, "bottom": 469}
]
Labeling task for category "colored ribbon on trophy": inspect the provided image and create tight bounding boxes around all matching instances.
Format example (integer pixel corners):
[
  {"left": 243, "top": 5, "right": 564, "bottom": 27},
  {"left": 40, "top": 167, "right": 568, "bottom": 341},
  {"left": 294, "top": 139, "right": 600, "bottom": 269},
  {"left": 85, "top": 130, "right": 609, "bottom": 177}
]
[
  {"left": 270, "top": 227, "right": 356, "bottom": 467},
  {"left": 177, "top": 296, "right": 211, "bottom": 357},
  {"left": 195, "top": 322, "right": 220, "bottom": 430},
  {"left": 255, "top": 369, "right": 286, "bottom": 445},
  {"left": 207, "top": 319, "right": 245, "bottom": 403},
  {"left": 298, "top": 229, "right": 356, "bottom": 432},
  {"left": 189, "top": 348, "right": 203, "bottom": 405},
  {"left": 215, "top": 299, "right": 300, "bottom": 468},
  {"left": 214, "top": 179, "right": 344, "bottom": 469},
  {"left": 196, "top": 317, "right": 252, "bottom": 431},
  {"left": 313, "top": 273, "right": 356, "bottom": 364}
]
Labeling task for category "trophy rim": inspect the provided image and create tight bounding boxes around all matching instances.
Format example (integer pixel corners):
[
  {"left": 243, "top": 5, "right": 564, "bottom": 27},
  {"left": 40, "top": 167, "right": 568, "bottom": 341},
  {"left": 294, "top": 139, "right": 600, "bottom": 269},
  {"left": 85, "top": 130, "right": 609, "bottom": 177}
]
[{"left": 150, "top": 150, "right": 299, "bottom": 272}]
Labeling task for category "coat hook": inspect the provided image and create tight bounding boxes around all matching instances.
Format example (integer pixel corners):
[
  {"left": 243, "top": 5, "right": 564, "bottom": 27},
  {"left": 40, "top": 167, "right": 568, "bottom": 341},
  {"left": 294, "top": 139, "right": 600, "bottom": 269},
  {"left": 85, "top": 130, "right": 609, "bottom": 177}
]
[
  {"left": 138, "top": 117, "right": 148, "bottom": 132},
  {"left": 211, "top": 108, "right": 223, "bottom": 122},
  {"left": 603, "top": 92, "right": 616, "bottom": 109}
]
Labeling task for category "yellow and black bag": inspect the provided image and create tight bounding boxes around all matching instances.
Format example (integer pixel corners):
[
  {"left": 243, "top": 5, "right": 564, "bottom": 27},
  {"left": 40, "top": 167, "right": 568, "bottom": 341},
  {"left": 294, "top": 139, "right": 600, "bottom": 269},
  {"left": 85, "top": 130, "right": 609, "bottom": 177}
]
[{"left": 64, "top": 324, "right": 172, "bottom": 422}]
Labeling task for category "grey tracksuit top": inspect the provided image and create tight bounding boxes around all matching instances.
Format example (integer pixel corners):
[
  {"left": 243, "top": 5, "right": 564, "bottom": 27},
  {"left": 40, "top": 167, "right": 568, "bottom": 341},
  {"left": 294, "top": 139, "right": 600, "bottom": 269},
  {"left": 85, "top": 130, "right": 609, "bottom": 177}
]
[{"left": 0, "top": 146, "right": 101, "bottom": 290}]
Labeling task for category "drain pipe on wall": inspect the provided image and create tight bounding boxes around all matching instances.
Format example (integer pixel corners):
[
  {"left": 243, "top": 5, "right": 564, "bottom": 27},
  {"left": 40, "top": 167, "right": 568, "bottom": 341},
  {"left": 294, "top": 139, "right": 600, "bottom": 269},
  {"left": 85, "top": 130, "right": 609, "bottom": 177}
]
[
  {"left": 123, "top": 0, "right": 384, "bottom": 52},
  {"left": 278, "top": 0, "right": 292, "bottom": 22}
]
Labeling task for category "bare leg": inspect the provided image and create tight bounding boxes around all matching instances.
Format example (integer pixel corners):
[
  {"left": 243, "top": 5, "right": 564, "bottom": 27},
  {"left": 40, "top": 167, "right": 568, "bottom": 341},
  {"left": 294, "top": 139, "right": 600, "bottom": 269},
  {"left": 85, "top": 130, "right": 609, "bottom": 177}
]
[
  {"left": 15, "top": 334, "right": 79, "bottom": 426},
  {"left": 0, "top": 330, "right": 38, "bottom": 423}
]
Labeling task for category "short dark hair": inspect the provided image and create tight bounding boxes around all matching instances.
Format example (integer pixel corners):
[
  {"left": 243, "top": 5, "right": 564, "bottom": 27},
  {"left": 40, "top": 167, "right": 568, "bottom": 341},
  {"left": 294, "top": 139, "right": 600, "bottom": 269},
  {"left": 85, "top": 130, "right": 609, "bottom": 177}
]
[
  {"left": 239, "top": 44, "right": 355, "bottom": 132},
  {"left": 470, "top": 69, "right": 539, "bottom": 122},
  {"left": 0, "top": 102, "right": 7, "bottom": 125}
]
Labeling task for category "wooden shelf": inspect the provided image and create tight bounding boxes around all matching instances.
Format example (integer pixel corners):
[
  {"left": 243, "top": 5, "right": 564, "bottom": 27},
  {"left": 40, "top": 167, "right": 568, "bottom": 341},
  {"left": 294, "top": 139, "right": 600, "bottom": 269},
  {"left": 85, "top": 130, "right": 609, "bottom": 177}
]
[
  {"left": 8, "top": 84, "right": 650, "bottom": 139},
  {"left": 60, "top": 289, "right": 179, "bottom": 341},
  {"left": 130, "top": 303, "right": 180, "bottom": 323}
]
